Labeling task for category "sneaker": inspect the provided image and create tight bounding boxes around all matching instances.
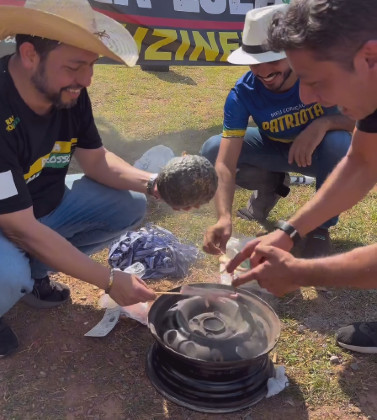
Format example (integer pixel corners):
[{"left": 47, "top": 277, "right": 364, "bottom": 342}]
[
  {"left": 336, "top": 322, "right": 377, "bottom": 354},
  {"left": 22, "top": 276, "right": 70, "bottom": 309},
  {"left": 236, "top": 171, "right": 290, "bottom": 222},
  {"left": 0, "top": 318, "right": 18, "bottom": 358},
  {"left": 300, "top": 227, "right": 331, "bottom": 259},
  {"left": 237, "top": 206, "right": 266, "bottom": 222}
]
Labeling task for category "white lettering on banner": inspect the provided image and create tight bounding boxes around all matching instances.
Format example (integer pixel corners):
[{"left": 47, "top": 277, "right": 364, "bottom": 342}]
[
  {"left": 255, "top": 0, "right": 285, "bottom": 7},
  {"left": 174, "top": 0, "right": 249, "bottom": 13},
  {"left": 229, "top": 0, "right": 254, "bottom": 15},
  {"left": 96, "top": 0, "right": 287, "bottom": 14},
  {"left": 201, "top": 0, "right": 226, "bottom": 15},
  {"left": 96, "top": 0, "right": 152, "bottom": 7},
  {"left": 173, "top": 0, "right": 200, "bottom": 13}
]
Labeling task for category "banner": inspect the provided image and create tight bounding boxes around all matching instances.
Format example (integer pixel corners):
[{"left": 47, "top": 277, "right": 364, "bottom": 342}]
[{"left": 0, "top": 0, "right": 289, "bottom": 65}]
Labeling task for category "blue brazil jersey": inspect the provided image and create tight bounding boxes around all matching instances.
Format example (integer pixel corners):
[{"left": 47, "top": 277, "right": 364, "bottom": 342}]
[{"left": 223, "top": 71, "right": 339, "bottom": 143}]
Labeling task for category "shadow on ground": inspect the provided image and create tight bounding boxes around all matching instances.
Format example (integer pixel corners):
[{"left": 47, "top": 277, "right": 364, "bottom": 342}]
[
  {"left": 338, "top": 356, "right": 377, "bottom": 420},
  {"left": 143, "top": 68, "right": 197, "bottom": 86},
  {"left": 262, "top": 237, "right": 376, "bottom": 335}
]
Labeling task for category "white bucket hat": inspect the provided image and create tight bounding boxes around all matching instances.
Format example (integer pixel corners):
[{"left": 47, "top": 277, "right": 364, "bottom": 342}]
[
  {"left": 228, "top": 4, "right": 288, "bottom": 65},
  {"left": 0, "top": 0, "right": 139, "bottom": 66}
]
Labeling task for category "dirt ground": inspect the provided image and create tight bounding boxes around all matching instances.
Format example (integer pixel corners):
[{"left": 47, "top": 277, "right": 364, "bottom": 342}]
[
  {"left": 1, "top": 68, "right": 377, "bottom": 418},
  {"left": 2, "top": 250, "right": 377, "bottom": 420},
  {"left": 2, "top": 145, "right": 377, "bottom": 420}
]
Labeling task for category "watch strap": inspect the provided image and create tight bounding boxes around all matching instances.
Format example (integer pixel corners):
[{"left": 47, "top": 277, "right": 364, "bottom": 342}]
[
  {"left": 146, "top": 174, "right": 159, "bottom": 198},
  {"left": 275, "top": 220, "right": 302, "bottom": 245}
]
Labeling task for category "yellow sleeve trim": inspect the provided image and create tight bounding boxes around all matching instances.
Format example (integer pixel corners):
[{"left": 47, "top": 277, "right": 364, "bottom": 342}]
[
  {"left": 223, "top": 129, "right": 246, "bottom": 138},
  {"left": 267, "top": 135, "right": 294, "bottom": 143}
]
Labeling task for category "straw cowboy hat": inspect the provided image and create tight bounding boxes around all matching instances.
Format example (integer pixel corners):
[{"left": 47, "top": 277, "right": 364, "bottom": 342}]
[
  {"left": 228, "top": 4, "right": 287, "bottom": 65},
  {"left": 0, "top": 0, "right": 139, "bottom": 66}
]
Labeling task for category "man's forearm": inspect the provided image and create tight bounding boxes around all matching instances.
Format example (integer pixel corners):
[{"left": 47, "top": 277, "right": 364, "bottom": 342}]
[
  {"left": 25, "top": 226, "right": 110, "bottom": 289},
  {"left": 76, "top": 147, "right": 152, "bottom": 194},
  {"left": 212, "top": 136, "right": 244, "bottom": 221},
  {"left": 214, "top": 162, "right": 236, "bottom": 220},
  {"left": 3, "top": 213, "right": 110, "bottom": 290},
  {"left": 319, "top": 113, "right": 355, "bottom": 132},
  {"left": 295, "top": 244, "right": 377, "bottom": 289}
]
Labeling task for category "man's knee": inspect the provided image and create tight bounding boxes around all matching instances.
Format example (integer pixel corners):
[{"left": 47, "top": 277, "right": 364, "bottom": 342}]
[
  {"left": 200, "top": 134, "right": 222, "bottom": 165},
  {"left": 114, "top": 191, "right": 147, "bottom": 230},
  {"left": 318, "top": 130, "right": 352, "bottom": 162},
  {"left": 131, "top": 192, "right": 147, "bottom": 224},
  {"left": 0, "top": 252, "right": 33, "bottom": 316},
  {"left": 236, "top": 166, "right": 290, "bottom": 195}
]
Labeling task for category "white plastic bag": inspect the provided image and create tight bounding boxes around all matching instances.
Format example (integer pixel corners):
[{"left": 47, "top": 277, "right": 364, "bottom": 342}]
[
  {"left": 86, "top": 263, "right": 150, "bottom": 337},
  {"left": 266, "top": 366, "right": 289, "bottom": 398},
  {"left": 133, "top": 145, "right": 175, "bottom": 173},
  {"left": 98, "top": 262, "right": 146, "bottom": 309},
  {"left": 108, "top": 224, "right": 201, "bottom": 279}
]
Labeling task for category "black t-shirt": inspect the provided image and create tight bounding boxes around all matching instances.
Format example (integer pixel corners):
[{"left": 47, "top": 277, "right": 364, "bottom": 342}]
[
  {"left": 356, "top": 109, "right": 377, "bottom": 133},
  {"left": 0, "top": 55, "right": 102, "bottom": 218}
]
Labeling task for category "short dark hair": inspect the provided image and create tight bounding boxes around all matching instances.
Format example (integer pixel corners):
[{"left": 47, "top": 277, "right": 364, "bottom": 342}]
[
  {"left": 15, "top": 35, "right": 60, "bottom": 61},
  {"left": 267, "top": 0, "right": 377, "bottom": 70}
]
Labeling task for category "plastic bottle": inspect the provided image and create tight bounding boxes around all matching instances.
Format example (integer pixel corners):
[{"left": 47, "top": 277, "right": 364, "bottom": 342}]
[
  {"left": 221, "top": 236, "right": 272, "bottom": 295},
  {"left": 225, "top": 236, "right": 251, "bottom": 269}
]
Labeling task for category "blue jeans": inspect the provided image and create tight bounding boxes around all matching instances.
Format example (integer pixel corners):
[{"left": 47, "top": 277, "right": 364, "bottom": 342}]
[
  {"left": 200, "top": 127, "right": 351, "bottom": 228},
  {"left": 0, "top": 175, "right": 147, "bottom": 317}
]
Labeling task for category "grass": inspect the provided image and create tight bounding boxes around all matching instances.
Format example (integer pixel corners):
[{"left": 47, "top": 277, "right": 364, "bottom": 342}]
[
  {"left": 87, "top": 64, "right": 377, "bottom": 418},
  {"left": 90, "top": 64, "right": 246, "bottom": 142}
]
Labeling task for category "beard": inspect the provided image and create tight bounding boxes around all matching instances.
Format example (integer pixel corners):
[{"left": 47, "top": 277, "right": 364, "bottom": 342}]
[
  {"left": 31, "top": 61, "right": 80, "bottom": 110},
  {"left": 273, "top": 68, "right": 293, "bottom": 92}
]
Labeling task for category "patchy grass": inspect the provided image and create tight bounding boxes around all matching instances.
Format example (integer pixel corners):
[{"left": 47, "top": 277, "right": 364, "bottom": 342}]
[
  {"left": 142, "top": 184, "right": 377, "bottom": 417},
  {"left": 2, "top": 65, "right": 377, "bottom": 420},
  {"left": 89, "top": 64, "right": 246, "bottom": 141}
]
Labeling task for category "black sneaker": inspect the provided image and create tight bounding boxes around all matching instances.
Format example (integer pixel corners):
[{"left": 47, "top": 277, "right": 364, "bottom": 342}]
[
  {"left": 300, "top": 227, "right": 331, "bottom": 259},
  {"left": 336, "top": 322, "right": 377, "bottom": 354},
  {"left": 237, "top": 207, "right": 266, "bottom": 222},
  {"left": 22, "top": 276, "right": 70, "bottom": 309},
  {"left": 0, "top": 318, "right": 18, "bottom": 358}
]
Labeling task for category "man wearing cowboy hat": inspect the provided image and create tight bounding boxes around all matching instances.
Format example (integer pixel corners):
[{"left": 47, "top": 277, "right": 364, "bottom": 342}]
[
  {"left": 228, "top": 0, "right": 377, "bottom": 354},
  {"left": 201, "top": 4, "right": 353, "bottom": 259},
  {"left": 0, "top": 0, "right": 193, "bottom": 357}
]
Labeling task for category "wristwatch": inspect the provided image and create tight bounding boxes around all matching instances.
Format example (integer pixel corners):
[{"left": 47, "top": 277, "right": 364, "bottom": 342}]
[
  {"left": 274, "top": 220, "right": 302, "bottom": 245},
  {"left": 146, "top": 173, "right": 159, "bottom": 199}
]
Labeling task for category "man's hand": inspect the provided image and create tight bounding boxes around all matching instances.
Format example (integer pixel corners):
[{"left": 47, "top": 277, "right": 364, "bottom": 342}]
[
  {"left": 226, "top": 229, "right": 294, "bottom": 279},
  {"left": 203, "top": 220, "right": 232, "bottom": 255},
  {"left": 288, "top": 121, "right": 325, "bottom": 167},
  {"left": 109, "top": 271, "right": 156, "bottom": 306},
  {"left": 232, "top": 245, "right": 301, "bottom": 296}
]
